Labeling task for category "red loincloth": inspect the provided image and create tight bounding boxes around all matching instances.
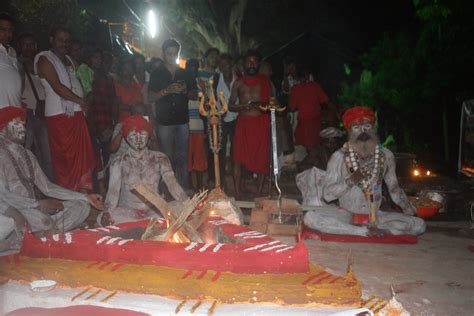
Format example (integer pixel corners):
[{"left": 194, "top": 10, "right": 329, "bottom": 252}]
[
  {"left": 295, "top": 117, "right": 321, "bottom": 147},
  {"left": 46, "top": 112, "right": 95, "bottom": 192},
  {"left": 233, "top": 114, "right": 270, "bottom": 174}
]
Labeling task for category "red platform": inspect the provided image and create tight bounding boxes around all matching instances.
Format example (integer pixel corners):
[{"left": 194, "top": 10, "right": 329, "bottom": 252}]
[
  {"left": 20, "top": 217, "right": 309, "bottom": 274},
  {"left": 301, "top": 224, "right": 418, "bottom": 244}
]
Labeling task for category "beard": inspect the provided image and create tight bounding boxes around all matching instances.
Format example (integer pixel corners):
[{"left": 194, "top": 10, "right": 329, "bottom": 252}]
[
  {"left": 348, "top": 129, "right": 380, "bottom": 158},
  {"left": 245, "top": 67, "right": 257, "bottom": 76}
]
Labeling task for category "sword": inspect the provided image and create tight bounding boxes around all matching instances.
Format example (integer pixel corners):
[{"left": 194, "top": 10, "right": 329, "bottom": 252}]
[{"left": 260, "top": 98, "right": 286, "bottom": 223}]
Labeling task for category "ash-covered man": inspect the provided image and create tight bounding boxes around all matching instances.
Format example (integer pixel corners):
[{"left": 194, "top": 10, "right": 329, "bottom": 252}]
[
  {"left": 304, "top": 106, "right": 425, "bottom": 236},
  {"left": 0, "top": 106, "right": 104, "bottom": 252},
  {"left": 229, "top": 50, "right": 274, "bottom": 199},
  {"left": 102, "top": 115, "right": 188, "bottom": 225}
]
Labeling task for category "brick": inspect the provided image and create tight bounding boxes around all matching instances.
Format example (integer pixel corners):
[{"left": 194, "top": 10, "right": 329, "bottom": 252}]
[
  {"left": 250, "top": 210, "right": 269, "bottom": 223},
  {"left": 267, "top": 223, "right": 301, "bottom": 236},
  {"left": 249, "top": 222, "right": 268, "bottom": 233}
]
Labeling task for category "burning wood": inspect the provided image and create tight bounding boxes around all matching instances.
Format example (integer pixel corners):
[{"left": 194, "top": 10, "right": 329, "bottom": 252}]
[{"left": 132, "top": 183, "right": 243, "bottom": 244}]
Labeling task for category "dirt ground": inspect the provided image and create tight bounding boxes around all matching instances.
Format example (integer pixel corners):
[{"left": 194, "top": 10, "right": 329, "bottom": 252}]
[
  {"left": 222, "top": 164, "right": 474, "bottom": 315},
  {"left": 274, "top": 222, "right": 474, "bottom": 316}
]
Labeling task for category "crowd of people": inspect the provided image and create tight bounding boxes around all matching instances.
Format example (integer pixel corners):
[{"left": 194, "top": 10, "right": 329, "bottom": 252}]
[{"left": 0, "top": 12, "right": 424, "bottom": 254}]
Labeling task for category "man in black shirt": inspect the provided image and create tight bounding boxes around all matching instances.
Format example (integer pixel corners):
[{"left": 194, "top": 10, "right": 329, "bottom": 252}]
[{"left": 149, "top": 39, "right": 192, "bottom": 190}]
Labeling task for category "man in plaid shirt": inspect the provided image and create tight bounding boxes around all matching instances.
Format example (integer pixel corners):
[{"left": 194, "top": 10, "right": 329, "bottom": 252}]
[{"left": 89, "top": 51, "right": 117, "bottom": 168}]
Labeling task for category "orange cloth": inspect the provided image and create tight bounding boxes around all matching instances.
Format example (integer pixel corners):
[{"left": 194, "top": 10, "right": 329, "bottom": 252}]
[
  {"left": 46, "top": 112, "right": 95, "bottom": 192},
  {"left": 188, "top": 132, "right": 208, "bottom": 172},
  {"left": 342, "top": 106, "right": 375, "bottom": 129},
  {"left": 115, "top": 81, "right": 144, "bottom": 122},
  {"left": 289, "top": 81, "right": 329, "bottom": 147},
  {"left": 233, "top": 114, "right": 270, "bottom": 174}
]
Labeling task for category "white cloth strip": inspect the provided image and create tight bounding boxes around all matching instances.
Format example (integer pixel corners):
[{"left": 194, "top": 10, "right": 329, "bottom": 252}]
[
  {"left": 118, "top": 239, "right": 132, "bottom": 246},
  {"left": 52, "top": 234, "right": 60, "bottom": 242},
  {"left": 97, "top": 228, "right": 110, "bottom": 232},
  {"left": 96, "top": 236, "right": 111, "bottom": 244},
  {"left": 105, "top": 237, "right": 122, "bottom": 245},
  {"left": 243, "top": 240, "right": 280, "bottom": 252},
  {"left": 259, "top": 244, "right": 289, "bottom": 252},
  {"left": 40, "top": 237, "right": 47, "bottom": 242},
  {"left": 106, "top": 226, "right": 120, "bottom": 230},
  {"left": 242, "top": 234, "right": 267, "bottom": 239},
  {"left": 275, "top": 246, "right": 294, "bottom": 253},
  {"left": 234, "top": 231, "right": 261, "bottom": 237},
  {"left": 88, "top": 229, "right": 98, "bottom": 232},
  {"left": 199, "top": 243, "right": 213, "bottom": 252},
  {"left": 212, "top": 243, "right": 224, "bottom": 252},
  {"left": 184, "top": 242, "right": 198, "bottom": 251},
  {"left": 65, "top": 233, "right": 72, "bottom": 244},
  {"left": 209, "top": 220, "right": 228, "bottom": 226}
]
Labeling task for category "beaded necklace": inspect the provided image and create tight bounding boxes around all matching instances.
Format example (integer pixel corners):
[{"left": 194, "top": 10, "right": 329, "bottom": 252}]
[
  {"left": 343, "top": 142, "right": 385, "bottom": 193},
  {"left": 206, "top": 113, "right": 223, "bottom": 155}
]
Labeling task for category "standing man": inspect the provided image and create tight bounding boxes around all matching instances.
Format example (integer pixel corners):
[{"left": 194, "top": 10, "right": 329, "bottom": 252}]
[
  {"left": 229, "top": 50, "right": 273, "bottom": 199},
  {"left": 0, "top": 13, "right": 22, "bottom": 109},
  {"left": 18, "top": 33, "right": 54, "bottom": 181},
  {"left": 288, "top": 66, "right": 331, "bottom": 151},
  {"left": 149, "top": 39, "right": 192, "bottom": 191},
  {"left": 210, "top": 53, "right": 238, "bottom": 190},
  {"left": 35, "top": 26, "right": 96, "bottom": 192}
]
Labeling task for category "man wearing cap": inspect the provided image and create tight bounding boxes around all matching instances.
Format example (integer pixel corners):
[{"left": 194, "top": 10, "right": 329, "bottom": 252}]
[
  {"left": 304, "top": 106, "right": 425, "bottom": 236},
  {"left": 103, "top": 115, "right": 188, "bottom": 225},
  {"left": 0, "top": 106, "right": 104, "bottom": 252}
]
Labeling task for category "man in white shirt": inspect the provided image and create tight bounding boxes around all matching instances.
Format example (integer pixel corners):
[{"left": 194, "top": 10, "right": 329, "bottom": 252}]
[{"left": 0, "top": 13, "right": 22, "bottom": 109}]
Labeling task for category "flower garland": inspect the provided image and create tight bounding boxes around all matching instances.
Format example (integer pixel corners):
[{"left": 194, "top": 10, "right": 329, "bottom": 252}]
[
  {"left": 343, "top": 143, "right": 385, "bottom": 193},
  {"left": 206, "top": 113, "right": 223, "bottom": 155}
]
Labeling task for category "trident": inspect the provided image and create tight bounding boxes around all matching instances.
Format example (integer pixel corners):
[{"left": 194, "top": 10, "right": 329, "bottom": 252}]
[
  {"left": 260, "top": 98, "right": 286, "bottom": 222},
  {"left": 198, "top": 79, "right": 228, "bottom": 189}
]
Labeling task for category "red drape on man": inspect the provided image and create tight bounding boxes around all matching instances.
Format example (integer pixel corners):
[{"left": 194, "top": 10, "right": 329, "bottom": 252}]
[
  {"left": 232, "top": 74, "right": 272, "bottom": 174},
  {"left": 46, "top": 112, "right": 95, "bottom": 192}
]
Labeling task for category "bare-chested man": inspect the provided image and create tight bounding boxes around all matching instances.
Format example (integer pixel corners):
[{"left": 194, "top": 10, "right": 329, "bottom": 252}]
[
  {"left": 229, "top": 50, "right": 274, "bottom": 199},
  {"left": 102, "top": 115, "right": 188, "bottom": 225},
  {"left": 304, "top": 106, "right": 425, "bottom": 236}
]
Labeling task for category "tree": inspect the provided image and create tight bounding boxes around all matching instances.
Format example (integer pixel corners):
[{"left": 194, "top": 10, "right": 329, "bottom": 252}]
[
  {"left": 338, "top": 0, "right": 474, "bottom": 162},
  {"left": 10, "top": 0, "right": 93, "bottom": 44}
]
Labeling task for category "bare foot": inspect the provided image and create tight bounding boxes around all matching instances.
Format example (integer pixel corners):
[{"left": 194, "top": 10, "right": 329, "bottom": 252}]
[{"left": 367, "top": 225, "right": 388, "bottom": 237}]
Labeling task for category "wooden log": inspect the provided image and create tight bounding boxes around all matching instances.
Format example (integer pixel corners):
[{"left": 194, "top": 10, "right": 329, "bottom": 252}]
[{"left": 131, "top": 183, "right": 204, "bottom": 242}]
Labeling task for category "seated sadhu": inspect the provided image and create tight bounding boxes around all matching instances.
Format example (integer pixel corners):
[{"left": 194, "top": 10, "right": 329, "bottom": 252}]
[
  {"left": 0, "top": 107, "right": 103, "bottom": 252},
  {"left": 102, "top": 115, "right": 188, "bottom": 225},
  {"left": 304, "top": 106, "right": 425, "bottom": 237}
]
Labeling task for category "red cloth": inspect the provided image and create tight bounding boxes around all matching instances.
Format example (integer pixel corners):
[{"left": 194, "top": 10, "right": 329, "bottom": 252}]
[
  {"left": 7, "top": 306, "right": 148, "bottom": 316},
  {"left": 342, "top": 106, "right": 375, "bottom": 129},
  {"left": 242, "top": 74, "right": 271, "bottom": 103},
  {"left": 294, "top": 118, "right": 321, "bottom": 147},
  {"left": 46, "top": 112, "right": 95, "bottom": 192},
  {"left": 115, "top": 80, "right": 144, "bottom": 122},
  {"left": 289, "top": 82, "right": 329, "bottom": 119},
  {"left": 289, "top": 82, "right": 329, "bottom": 147},
  {"left": 188, "top": 132, "right": 208, "bottom": 171},
  {"left": 233, "top": 114, "right": 270, "bottom": 174},
  {"left": 122, "top": 115, "right": 152, "bottom": 137},
  {"left": 301, "top": 224, "right": 418, "bottom": 244},
  {"left": 0, "top": 106, "right": 27, "bottom": 129}
]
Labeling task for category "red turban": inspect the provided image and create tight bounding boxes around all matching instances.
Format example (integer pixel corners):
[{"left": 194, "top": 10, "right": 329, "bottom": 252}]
[
  {"left": 342, "top": 106, "right": 375, "bottom": 129},
  {"left": 0, "top": 106, "right": 27, "bottom": 130},
  {"left": 122, "top": 115, "right": 152, "bottom": 137}
]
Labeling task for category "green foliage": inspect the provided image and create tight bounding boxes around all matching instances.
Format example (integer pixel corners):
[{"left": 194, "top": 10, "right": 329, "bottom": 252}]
[
  {"left": 10, "top": 0, "right": 93, "bottom": 41},
  {"left": 338, "top": 0, "right": 474, "bottom": 155}
]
